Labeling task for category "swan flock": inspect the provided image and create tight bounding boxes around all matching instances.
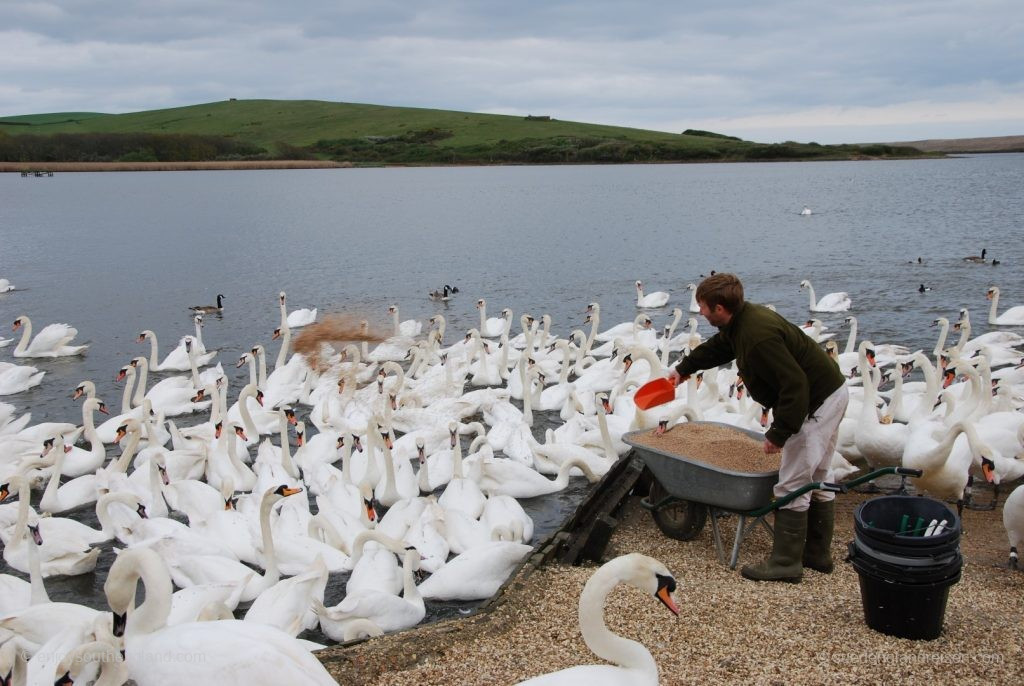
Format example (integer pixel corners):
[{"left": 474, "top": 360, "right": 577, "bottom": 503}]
[{"left": 1, "top": 273, "right": 1023, "bottom": 683}]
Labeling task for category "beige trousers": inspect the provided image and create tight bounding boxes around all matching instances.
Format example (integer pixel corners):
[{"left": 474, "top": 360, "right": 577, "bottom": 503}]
[{"left": 775, "top": 385, "right": 850, "bottom": 511}]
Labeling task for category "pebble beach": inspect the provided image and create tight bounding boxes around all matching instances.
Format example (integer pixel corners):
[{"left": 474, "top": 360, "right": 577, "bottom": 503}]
[{"left": 319, "top": 488, "right": 1024, "bottom": 685}]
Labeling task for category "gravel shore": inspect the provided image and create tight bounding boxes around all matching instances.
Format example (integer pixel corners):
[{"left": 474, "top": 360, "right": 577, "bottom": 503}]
[{"left": 319, "top": 488, "right": 1024, "bottom": 685}]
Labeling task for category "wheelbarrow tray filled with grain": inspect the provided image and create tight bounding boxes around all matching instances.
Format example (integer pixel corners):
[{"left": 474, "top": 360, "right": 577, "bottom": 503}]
[
  {"left": 623, "top": 421, "right": 777, "bottom": 513},
  {"left": 624, "top": 421, "right": 920, "bottom": 568}
]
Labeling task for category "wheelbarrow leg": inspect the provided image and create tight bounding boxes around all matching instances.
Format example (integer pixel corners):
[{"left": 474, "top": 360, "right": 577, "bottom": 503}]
[
  {"left": 709, "top": 508, "right": 726, "bottom": 564},
  {"left": 728, "top": 514, "right": 748, "bottom": 569}
]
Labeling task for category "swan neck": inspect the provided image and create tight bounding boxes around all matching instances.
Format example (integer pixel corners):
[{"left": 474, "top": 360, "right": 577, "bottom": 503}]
[
  {"left": 120, "top": 553, "right": 173, "bottom": 637},
  {"left": 238, "top": 386, "right": 259, "bottom": 437},
  {"left": 988, "top": 291, "right": 999, "bottom": 324},
  {"left": 578, "top": 564, "right": 659, "bottom": 676},
  {"left": 259, "top": 494, "right": 282, "bottom": 583},
  {"left": 275, "top": 326, "right": 291, "bottom": 370},
  {"left": 844, "top": 320, "right": 857, "bottom": 355},
  {"left": 12, "top": 477, "right": 31, "bottom": 543},
  {"left": 120, "top": 369, "right": 135, "bottom": 415},
  {"left": 132, "top": 359, "right": 148, "bottom": 408},
  {"left": 147, "top": 333, "right": 159, "bottom": 369},
  {"left": 402, "top": 548, "right": 423, "bottom": 605},
  {"left": 113, "top": 429, "right": 141, "bottom": 473},
  {"left": 13, "top": 317, "right": 32, "bottom": 355}
]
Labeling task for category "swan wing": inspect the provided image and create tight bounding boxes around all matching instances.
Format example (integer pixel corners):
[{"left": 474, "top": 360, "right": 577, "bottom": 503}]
[
  {"left": 130, "top": 620, "right": 337, "bottom": 685},
  {"left": 25, "top": 323, "right": 78, "bottom": 353},
  {"left": 814, "top": 292, "right": 851, "bottom": 312}
]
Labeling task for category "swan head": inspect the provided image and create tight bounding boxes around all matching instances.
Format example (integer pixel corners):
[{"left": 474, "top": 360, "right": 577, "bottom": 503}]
[
  {"left": 476, "top": 298, "right": 485, "bottom": 308},
  {"left": 72, "top": 380, "right": 95, "bottom": 400},
  {"left": 799, "top": 280, "right": 810, "bottom": 289},
  {"left": 635, "top": 280, "right": 643, "bottom": 290},
  {"left": 986, "top": 286, "right": 998, "bottom": 299},
  {"left": 136, "top": 330, "right": 153, "bottom": 343},
  {"left": 612, "top": 553, "right": 680, "bottom": 616}
]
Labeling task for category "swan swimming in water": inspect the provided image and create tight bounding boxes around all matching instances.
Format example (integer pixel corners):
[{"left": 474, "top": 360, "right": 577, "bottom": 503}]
[
  {"left": 799, "top": 279, "right": 851, "bottom": 312},
  {"left": 11, "top": 315, "right": 88, "bottom": 358},
  {"left": 635, "top": 280, "right": 669, "bottom": 308},
  {"left": 986, "top": 286, "right": 1024, "bottom": 326},
  {"left": 279, "top": 291, "right": 317, "bottom": 328},
  {"left": 800, "top": 206, "right": 812, "bottom": 215},
  {"left": 516, "top": 553, "right": 679, "bottom": 685}
]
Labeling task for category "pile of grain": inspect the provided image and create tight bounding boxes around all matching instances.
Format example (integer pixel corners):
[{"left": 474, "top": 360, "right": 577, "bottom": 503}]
[
  {"left": 293, "top": 314, "right": 386, "bottom": 371},
  {"left": 631, "top": 422, "right": 779, "bottom": 473}
]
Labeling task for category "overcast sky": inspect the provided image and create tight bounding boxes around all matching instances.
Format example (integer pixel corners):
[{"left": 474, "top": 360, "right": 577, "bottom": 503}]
[{"left": 1, "top": 1, "right": 1021, "bottom": 144}]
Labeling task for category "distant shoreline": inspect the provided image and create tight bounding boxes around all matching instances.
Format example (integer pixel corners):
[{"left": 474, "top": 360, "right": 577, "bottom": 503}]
[{"left": 0, "top": 160, "right": 352, "bottom": 172}]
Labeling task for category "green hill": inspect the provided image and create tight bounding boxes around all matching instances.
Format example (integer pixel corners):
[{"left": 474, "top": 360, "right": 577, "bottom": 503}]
[{"left": 0, "top": 99, "right": 929, "bottom": 165}]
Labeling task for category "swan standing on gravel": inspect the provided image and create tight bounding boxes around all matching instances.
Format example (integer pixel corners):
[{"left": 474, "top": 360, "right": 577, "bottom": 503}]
[
  {"left": 105, "top": 547, "right": 339, "bottom": 685},
  {"left": 11, "top": 315, "right": 88, "bottom": 358},
  {"left": 986, "top": 287, "right": 1024, "bottom": 326},
  {"left": 516, "top": 553, "right": 679, "bottom": 686},
  {"left": 635, "top": 280, "right": 669, "bottom": 308},
  {"left": 799, "top": 280, "right": 851, "bottom": 312}
]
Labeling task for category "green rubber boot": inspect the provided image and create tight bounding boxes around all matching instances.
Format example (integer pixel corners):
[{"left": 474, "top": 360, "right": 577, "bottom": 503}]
[
  {"left": 741, "top": 508, "right": 807, "bottom": 583},
  {"left": 802, "top": 499, "right": 836, "bottom": 574}
]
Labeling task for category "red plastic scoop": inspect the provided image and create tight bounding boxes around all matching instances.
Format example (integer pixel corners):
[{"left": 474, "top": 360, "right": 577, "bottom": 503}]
[{"left": 633, "top": 377, "right": 676, "bottom": 410}]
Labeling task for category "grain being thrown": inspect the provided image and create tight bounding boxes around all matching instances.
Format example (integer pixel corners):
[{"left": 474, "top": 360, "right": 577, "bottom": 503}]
[
  {"left": 293, "top": 314, "right": 386, "bottom": 371},
  {"left": 631, "top": 422, "right": 779, "bottom": 473}
]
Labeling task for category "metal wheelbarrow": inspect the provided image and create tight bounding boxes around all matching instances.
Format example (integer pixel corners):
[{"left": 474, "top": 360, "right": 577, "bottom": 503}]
[{"left": 623, "top": 422, "right": 922, "bottom": 569}]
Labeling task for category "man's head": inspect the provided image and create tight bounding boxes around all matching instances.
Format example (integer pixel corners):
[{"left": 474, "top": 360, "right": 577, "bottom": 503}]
[{"left": 696, "top": 273, "right": 744, "bottom": 327}]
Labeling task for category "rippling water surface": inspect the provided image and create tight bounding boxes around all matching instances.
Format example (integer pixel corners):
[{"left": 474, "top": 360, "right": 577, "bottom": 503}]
[{"left": 2, "top": 154, "right": 1023, "bottom": 633}]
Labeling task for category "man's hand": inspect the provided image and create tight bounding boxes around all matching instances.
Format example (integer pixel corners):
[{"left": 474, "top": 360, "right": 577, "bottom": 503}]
[
  {"left": 667, "top": 369, "right": 690, "bottom": 387},
  {"left": 763, "top": 438, "right": 782, "bottom": 454}
]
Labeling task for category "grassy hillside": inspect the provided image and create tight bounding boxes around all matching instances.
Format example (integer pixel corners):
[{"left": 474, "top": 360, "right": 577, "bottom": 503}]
[{"left": 0, "top": 99, "right": 928, "bottom": 165}]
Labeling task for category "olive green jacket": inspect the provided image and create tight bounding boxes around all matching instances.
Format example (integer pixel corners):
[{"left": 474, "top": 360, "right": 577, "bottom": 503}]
[{"left": 674, "top": 302, "right": 845, "bottom": 446}]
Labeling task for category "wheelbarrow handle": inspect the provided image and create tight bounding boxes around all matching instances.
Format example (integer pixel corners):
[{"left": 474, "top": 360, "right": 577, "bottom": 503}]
[{"left": 895, "top": 467, "right": 923, "bottom": 478}]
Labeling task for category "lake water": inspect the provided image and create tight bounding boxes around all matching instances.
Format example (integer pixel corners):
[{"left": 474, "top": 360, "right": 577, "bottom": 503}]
[{"left": 2, "top": 154, "right": 1023, "bottom": 634}]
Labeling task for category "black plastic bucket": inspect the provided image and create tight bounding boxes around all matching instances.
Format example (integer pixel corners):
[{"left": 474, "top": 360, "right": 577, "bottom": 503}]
[{"left": 847, "top": 496, "right": 962, "bottom": 640}]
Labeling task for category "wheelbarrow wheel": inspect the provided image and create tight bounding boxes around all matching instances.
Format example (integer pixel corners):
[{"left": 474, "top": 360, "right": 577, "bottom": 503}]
[{"left": 648, "top": 479, "right": 708, "bottom": 541}]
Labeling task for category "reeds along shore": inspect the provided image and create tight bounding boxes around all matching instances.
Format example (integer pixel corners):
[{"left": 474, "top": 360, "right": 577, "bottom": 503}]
[{"left": 0, "top": 160, "right": 351, "bottom": 172}]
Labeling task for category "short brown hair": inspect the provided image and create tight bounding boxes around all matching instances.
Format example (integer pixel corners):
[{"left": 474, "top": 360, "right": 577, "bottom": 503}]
[{"left": 696, "top": 273, "right": 744, "bottom": 313}]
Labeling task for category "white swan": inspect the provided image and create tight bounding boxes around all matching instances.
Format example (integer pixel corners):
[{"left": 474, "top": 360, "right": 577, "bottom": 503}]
[
  {"left": 279, "top": 290, "right": 317, "bottom": 328},
  {"left": 635, "top": 280, "right": 669, "bottom": 308},
  {"left": 11, "top": 315, "right": 88, "bottom": 357},
  {"left": 138, "top": 328, "right": 216, "bottom": 371},
  {"left": 39, "top": 434, "right": 101, "bottom": 514},
  {"left": 516, "top": 553, "right": 679, "bottom": 686},
  {"left": 0, "top": 361, "right": 44, "bottom": 395},
  {"left": 389, "top": 303, "right": 422, "bottom": 337},
  {"left": 986, "top": 286, "right": 1024, "bottom": 326},
  {"left": 0, "top": 278, "right": 14, "bottom": 292},
  {"left": 105, "top": 546, "right": 338, "bottom": 685},
  {"left": 685, "top": 283, "right": 700, "bottom": 313},
  {"left": 799, "top": 279, "right": 851, "bottom": 312},
  {"left": 313, "top": 546, "right": 424, "bottom": 639},
  {"left": 417, "top": 540, "right": 533, "bottom": 601},
  {"left": 477, "top": 299, "right": 510, "bottom": 338},
  {"left": 800, "top": 205, "right": 812, "bottom": 215}
]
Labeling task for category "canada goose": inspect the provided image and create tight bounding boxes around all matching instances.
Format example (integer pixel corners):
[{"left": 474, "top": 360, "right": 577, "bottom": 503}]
[
  {"left": 190, "top": 294, "right": 225, "bottom": 313},
  {"left": 963, "top": 248, "right": 987, "bottom": 263}
]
